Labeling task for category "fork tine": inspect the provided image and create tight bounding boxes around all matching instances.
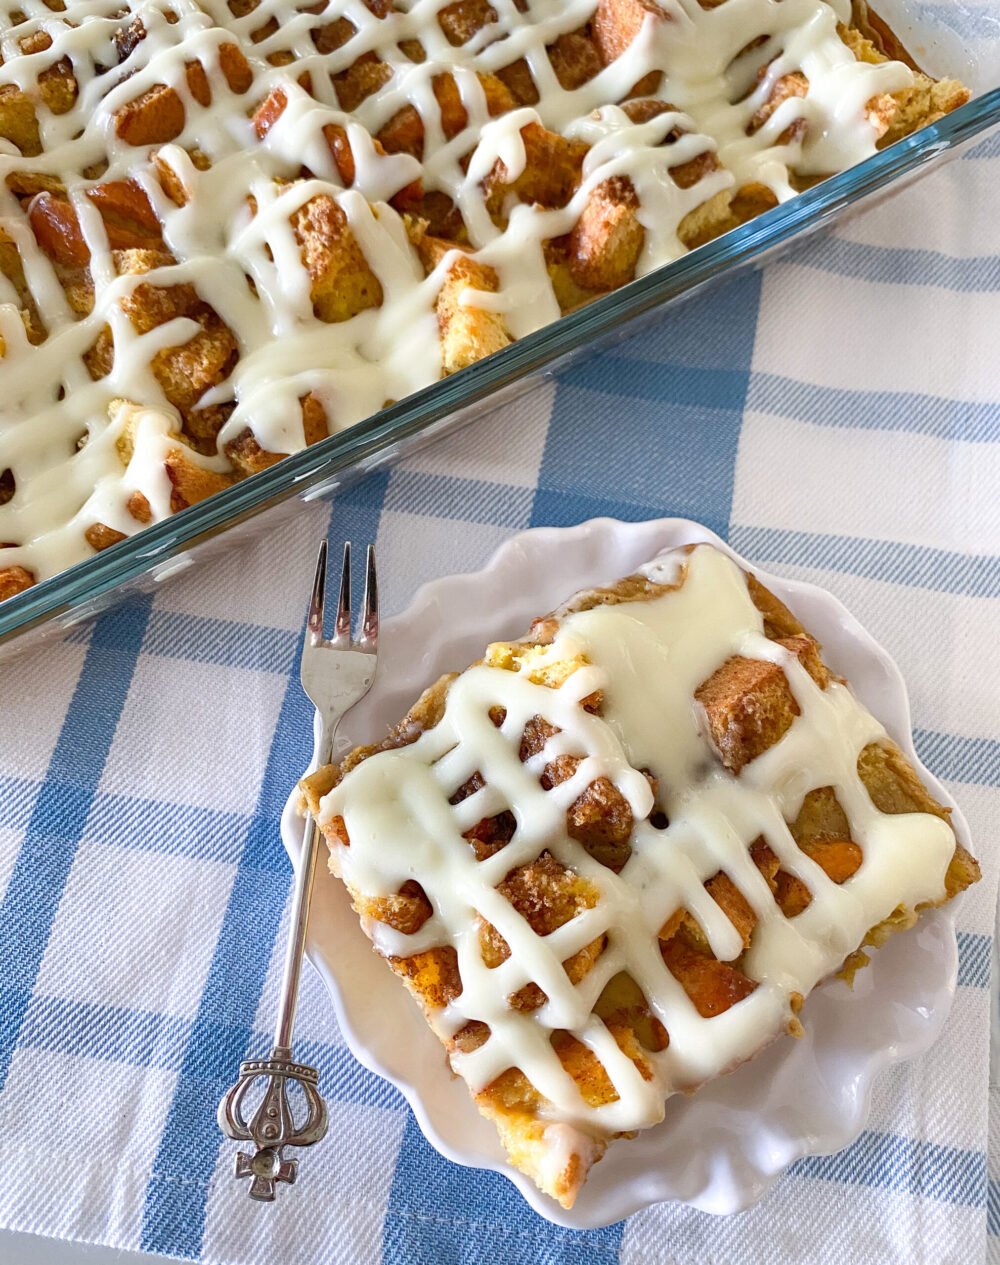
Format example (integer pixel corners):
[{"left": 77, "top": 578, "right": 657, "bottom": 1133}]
[
  {"left": 334, "top": 541, "right": 352, "bottom": 642},
  {"left": 307, "top": 540, "right": 327, "bottom": 644},
  {"left": 361, "top": 544, "right": 378, "bottom": 646}
]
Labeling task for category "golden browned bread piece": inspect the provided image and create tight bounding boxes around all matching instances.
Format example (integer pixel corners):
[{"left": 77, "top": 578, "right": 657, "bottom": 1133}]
[
  {"left": 408, "top": 224, "right": 513, "bottom": 373},
  {"left": 0, "top": 565, "right": 36, "bottom": 601},
  {"left": 695, "top": 633, "right": 832, "bottom": 774},
  {"left": 302, "top": 544, "right": 979, "bottom": 1208}
]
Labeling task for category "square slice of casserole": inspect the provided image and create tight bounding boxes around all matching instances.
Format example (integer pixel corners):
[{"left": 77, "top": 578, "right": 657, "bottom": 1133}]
[{"left": 300, "top": 542, "right": 979, "bottom": 1208}]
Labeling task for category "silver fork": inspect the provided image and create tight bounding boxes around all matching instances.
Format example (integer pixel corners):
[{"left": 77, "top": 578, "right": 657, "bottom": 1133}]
[{"left": 217, "top": 540, "right": 379, "bottom": 1200}]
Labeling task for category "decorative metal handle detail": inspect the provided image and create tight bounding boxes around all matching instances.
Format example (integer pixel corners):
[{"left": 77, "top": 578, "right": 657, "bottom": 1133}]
[{"left": 217, "top": 1045, "right": 329, "bottom": 1200}]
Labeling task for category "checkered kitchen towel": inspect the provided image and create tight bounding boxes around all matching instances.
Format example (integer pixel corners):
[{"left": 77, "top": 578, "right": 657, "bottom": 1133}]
[{"left": 0, "top": 129, "right": 998, "bottom": 1265}]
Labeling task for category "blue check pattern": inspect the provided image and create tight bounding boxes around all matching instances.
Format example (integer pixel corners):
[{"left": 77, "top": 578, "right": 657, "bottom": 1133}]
[{"left": 0, "top": 138, "right": 998, "bottom": 1265}]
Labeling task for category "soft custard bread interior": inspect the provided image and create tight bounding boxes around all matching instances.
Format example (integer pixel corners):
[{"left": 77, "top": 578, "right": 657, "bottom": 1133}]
[
  {"left": 301, "top": 544, "right": 979, "bottom": 1208},
  {"left": 0, "top": 0, "right": 969, "bottom": 599}
]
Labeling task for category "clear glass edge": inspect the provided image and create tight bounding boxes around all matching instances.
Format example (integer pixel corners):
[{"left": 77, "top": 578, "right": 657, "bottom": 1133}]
[{"left": 2, "top": 88, "right": 999, "bottom": 643}]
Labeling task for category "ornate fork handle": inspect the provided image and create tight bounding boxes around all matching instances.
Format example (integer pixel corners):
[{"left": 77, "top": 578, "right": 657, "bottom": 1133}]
[
  {"left": 217, "top": 1046, "right": 329, "bottom": 1200},
  {"left": 217, "top": 541, "right": 378, "bottom": 1200}
]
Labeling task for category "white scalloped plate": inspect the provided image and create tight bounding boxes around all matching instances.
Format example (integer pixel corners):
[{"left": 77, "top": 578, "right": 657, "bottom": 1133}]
[{"left": 280, "top": 517, "right": 971, "bottom": 1229}]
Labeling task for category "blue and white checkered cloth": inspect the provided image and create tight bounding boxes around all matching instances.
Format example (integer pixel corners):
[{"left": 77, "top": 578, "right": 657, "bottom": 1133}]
[{"left": 0, "top": 133, "right": 998, "bottom": 1265}]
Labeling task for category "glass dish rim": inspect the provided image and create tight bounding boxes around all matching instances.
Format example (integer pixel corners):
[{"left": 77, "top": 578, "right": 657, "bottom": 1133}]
[{"left": 3, "top": 88, "right": 999, "bottom": 645}]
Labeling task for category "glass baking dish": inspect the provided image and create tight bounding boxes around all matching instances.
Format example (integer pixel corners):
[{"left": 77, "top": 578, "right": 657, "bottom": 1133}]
[{"left": 1, "top": 0, "right": 998, "bottom": 657}]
